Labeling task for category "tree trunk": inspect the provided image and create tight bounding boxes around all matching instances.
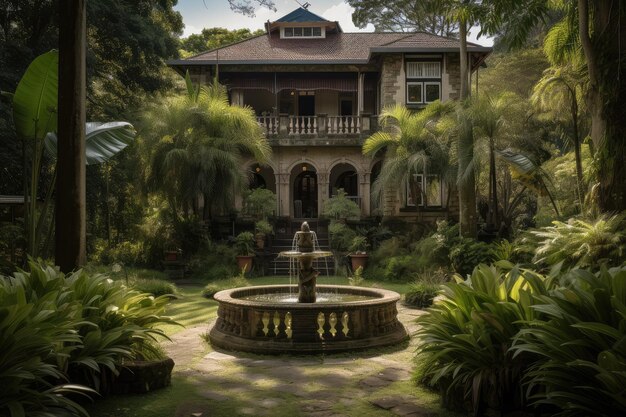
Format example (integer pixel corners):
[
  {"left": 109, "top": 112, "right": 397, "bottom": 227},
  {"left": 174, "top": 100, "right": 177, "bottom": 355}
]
[
  {"left": 56, "top": 0, "right": 86, "bottom": 272},
  {"left": 578, "top": 0, "right": 626, "bottom": 211},
  {"left": 570, "top": 95, "right": 584, "bottom": 209},
  {"left": 457, "top": 18, "right": 476, "bottom": 237}
]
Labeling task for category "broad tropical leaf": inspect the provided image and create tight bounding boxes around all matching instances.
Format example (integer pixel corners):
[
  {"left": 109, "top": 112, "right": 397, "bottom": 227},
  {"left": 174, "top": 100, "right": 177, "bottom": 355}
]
[
  {"left": 11, "top": 50, "right": 58, "bottom": 141},
  {"left": 44, "top": 122, "right": 135, "bottom": 165}
]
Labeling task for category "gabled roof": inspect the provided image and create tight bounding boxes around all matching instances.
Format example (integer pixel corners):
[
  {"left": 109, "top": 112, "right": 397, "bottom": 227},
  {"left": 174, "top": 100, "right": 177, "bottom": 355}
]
[
  {"left": 168, "top": 32, "right": 491, "bottom": 66},
  {"left": 275, "top": 7, "right": 329, "bottom": 23}
]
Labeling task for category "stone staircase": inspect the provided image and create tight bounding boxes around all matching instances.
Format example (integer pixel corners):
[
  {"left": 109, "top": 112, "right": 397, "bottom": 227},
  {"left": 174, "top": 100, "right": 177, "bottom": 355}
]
[{"left": 268, "top": 220, "right": 334, "bottom": 276}]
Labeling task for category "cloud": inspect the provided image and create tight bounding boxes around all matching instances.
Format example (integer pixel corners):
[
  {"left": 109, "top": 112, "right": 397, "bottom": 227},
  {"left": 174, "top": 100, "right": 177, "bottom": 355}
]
[
  {"left": 321, "top": 2, "right": 374, "bottom": 33},
  {"left": 182, "top": 24, "right": 199, "bottom": 38}
]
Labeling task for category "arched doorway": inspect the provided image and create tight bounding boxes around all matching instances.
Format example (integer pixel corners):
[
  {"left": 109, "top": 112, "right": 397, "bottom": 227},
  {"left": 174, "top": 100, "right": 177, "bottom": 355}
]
[
  {"left": 293, "top": 166, "right": 318, "bottom": 218},
  {"left": 329, "top": 162, "right": 359, "bottom": 206}
]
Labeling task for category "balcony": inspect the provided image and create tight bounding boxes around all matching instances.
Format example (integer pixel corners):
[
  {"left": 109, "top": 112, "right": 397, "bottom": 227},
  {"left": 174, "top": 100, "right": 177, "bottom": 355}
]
[{"left": 256, "top": 114, "right": 379, "bottom": 146}]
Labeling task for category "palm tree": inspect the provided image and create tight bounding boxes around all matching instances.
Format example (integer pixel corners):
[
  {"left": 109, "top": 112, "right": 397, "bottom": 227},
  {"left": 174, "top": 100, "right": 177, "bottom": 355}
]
[
  {"left": 141, "top": 79, "right": 271, "bottom": 224},
  {"left": 532, "top": 64, "right": 588, "bottom": 210},
  {"left": 471, "top": 92, "right": 522, "bottom": 229},
  {"left": 363, "top": 102, "right": 455, "bottom": 218}
]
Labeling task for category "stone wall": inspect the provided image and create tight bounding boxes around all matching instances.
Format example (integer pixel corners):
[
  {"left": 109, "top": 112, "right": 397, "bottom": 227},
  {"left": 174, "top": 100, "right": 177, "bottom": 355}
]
[
  {"left": 445, "top": 53, "right": 461, "bottom": 100},
  {"left": 380, "top": 54, "right": 404, "bottom": 108}
]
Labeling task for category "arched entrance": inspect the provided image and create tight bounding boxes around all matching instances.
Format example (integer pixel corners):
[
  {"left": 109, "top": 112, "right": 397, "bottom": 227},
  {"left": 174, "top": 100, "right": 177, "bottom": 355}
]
[
  {"left": 329, "top": 163, "right": 359, "bottom": 208},
  {"left": 292, "top": 165, "right": 318, "bottom": 218}
]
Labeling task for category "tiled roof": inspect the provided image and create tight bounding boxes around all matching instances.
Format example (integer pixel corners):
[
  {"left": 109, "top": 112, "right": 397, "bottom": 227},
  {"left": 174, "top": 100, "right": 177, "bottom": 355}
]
[
  {"left": 275, "top": 7, "right": 329, "bottom": 23},
  {"left": 171, "top": 32, "right": 490, "bottom": 66}
]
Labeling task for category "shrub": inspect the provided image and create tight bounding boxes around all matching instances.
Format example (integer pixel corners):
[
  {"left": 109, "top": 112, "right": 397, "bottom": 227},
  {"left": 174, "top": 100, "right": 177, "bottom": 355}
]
[
  {"left": 511, "top": 267, "right": 626, "bottom": 416},
  {"left": 348, "top": 266, "right": 365, "bottom": 286},
  {"left": 242, "top": 188, "right": 276, "bottom": 220},
  {"left": 235, "top": 231, "right": 255, "bottom": 256},
  {"left": 328, "top": 222, "right": 357, "bottom": 252},
  {"left": 322, "top": 189, "right": 360, "bottom": 220},
  {"left": 201, "top": 272, "right": 251, "bottom": 298},
  {"left": 382, "top": 255, "right": 422, "bottom": 281},
  {"left": 254, "top": 219, "right": 273, "bottom": 235},
  {"left": 404, "top": 282, "right": 439, "bottom": 308},
  {"left": 132, "top": 278, "right": 177, "bottom": 297},
  {"left": 449, "top": 238, "right": 495, "bottom": 276},
  {"left": 529, "top": 214, "right": 626, "bottom": 270},
  {"left": 0, "top": 260, "right": 178, "bottom": 414},
  {"left": 187, "top": 242, "right": 237, "bottom": 281},
  {"left": 417, "top": 264, "right": 547, "bottom": 415},
  {"left": 349, "top": 235, "right": 369, "bottom": 254}
]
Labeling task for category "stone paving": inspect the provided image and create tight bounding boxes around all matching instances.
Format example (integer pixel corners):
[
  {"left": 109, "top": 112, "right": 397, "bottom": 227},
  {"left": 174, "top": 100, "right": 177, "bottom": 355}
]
[{"left": 164, "top": 305, "right": 441, "bottom": 417}]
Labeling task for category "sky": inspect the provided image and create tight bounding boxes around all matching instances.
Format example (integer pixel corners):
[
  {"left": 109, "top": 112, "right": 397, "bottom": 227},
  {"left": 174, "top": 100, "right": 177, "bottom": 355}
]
[{"left": 174, "top": 0, "right": 493, "bottom": 46}]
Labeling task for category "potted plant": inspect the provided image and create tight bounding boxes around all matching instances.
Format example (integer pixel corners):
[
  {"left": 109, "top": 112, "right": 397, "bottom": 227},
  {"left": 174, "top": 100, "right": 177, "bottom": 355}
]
[
  {"left": 349, "top": 235, "right": 369, "bottom": 271},
  {"left": 254, "top": 219, "right": 273, "bottom": 249},
  {"left": 234, "top": 231, "right": 255, "bottom": 273},
  {"left": 163, "top": 242, "right": 182, "bottom": 262}
]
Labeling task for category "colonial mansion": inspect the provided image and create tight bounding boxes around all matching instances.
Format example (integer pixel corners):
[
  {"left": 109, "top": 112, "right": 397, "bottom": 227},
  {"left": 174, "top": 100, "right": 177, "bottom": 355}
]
[{"left": 169, "top": 7, "right": 491, "bottom": 222}]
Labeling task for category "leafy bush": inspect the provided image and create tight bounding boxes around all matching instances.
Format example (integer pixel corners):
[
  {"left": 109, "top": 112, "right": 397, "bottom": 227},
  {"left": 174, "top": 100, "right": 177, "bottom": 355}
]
[
  {"left": 383, "top": 255, "right": 423, "bottom": 281},
  {"left": 417, "top": 264, "right": 547, "bottom": 414},
  {"left": 349, "top": 235, "right": 369, "bottom": 253},
  {"left": 449, "top": 238, "right": 495, "bottom": 276},
  {"left": 254, "top": 219, "right": 273, "bottom": 235},
  {"left": 132, "top": 278, "right": 177, "bottom": 297},
  {"left": 328, "top": 222, "right": 357, "bottom": 252},
  {"left": 186, "top": 242, "right": 237, "bottom": 281},
  {"left": 234, "top": 231, "right": 255, "bottom": 256},
  {"left": 511, "top": 267, "right": 626, "bottom": 416},
  {"left": 201, "top": 272, "right": 251, "bottom": 298},
  {"left": 242, "top": 188, "right": 276, "bottom": 220},
  {"left": 404, "top": 282, "right": 439, "bottom": 308},
  {"left": 0, "top": 260, "right": 178, "bottom": 415},
  {"left": 529, "top": 214, "right": 626, "bottom": 270},
  {"left": 348, "top": 266, "right": 365, "bottom": 286},
  {"left": 322, "top": 189, "right": 360, "bottom": 220},
  {"left": 91, "top": 239, "right": 146, "bottom": 266}
]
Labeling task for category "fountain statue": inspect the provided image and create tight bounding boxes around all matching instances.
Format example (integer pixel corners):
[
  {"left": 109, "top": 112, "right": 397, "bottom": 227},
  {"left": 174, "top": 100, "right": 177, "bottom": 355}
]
[{"left": 209, "top": 221, "right": 408, "bottom": 354}]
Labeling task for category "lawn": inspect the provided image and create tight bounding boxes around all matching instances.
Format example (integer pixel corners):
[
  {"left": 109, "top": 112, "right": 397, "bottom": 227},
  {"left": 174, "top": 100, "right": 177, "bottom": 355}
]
[{"left": 85, "top": 273, "right": 446, "bottom": 417}]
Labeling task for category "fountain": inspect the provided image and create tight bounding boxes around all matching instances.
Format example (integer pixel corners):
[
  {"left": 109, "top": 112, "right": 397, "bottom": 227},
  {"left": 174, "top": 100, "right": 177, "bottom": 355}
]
[{"left": 209, "top": 222, "right": 408, "bottom": 354}]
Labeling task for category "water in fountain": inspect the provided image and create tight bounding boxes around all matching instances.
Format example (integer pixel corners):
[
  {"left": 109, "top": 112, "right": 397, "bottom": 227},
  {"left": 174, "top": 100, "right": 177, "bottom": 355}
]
[
  {"left": 287, "top": 228, "right": 330, "bottom": 286},
  {"left": 277, "top": 222, "right": 333, "bottom": 303}
]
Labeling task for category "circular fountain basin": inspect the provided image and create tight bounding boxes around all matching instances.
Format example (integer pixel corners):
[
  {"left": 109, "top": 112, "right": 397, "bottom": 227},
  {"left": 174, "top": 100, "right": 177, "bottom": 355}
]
[
  {"left": 209, "top": 285, "right": 409, "bottom": 354},
  {"left": 278, "top": 250, "right": 334, "bottom": 259}
]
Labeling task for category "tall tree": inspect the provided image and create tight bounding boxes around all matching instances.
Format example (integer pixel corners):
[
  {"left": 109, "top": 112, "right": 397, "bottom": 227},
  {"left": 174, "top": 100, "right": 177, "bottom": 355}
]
[
  {"left": 532, "top": 64, "right": 588, "bottom": 210},
  {"left": 180, "top": 28, "right": 265, "bottom": 56},
  {"left": 363, "top": 103, "right": 455, "bottom": 216},
  {"left": 348, "top": 0, "right": 457, "bottom": 35},
  {"left": 56, "top": 0, "right": 86, "bottom": 272},
  {"left": 142, "top": 78, "right": 271, "bottom": 224}
]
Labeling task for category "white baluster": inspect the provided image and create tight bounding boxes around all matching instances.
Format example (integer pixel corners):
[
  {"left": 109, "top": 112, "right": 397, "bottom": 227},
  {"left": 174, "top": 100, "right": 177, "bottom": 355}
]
[{"left": 312, "top": 117, "right": 317, "bottom": 134}]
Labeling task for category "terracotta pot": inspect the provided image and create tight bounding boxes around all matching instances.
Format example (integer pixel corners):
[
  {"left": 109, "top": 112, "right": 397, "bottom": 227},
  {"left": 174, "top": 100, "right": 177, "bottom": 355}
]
[
  {"left": 350, "top": 253, "right": 368, "bottom": 271},
  {"left": 236, "top": 255, "right": 254, "bottom": 272}
]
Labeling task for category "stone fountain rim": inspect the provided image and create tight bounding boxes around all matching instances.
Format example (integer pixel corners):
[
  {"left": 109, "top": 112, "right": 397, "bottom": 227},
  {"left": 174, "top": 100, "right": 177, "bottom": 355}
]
[{"left": 213, "top": 284, "right": 400, "bottom": 309}]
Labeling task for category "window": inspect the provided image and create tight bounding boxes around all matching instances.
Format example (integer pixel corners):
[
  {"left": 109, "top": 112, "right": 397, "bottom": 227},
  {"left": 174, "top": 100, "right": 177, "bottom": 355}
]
[
  {"left": 424, "top": 82, "right": 441, "bottom": 103},
  {"left": 406, "top": 62, "right": 441, "bottom": 78},
  {"left": 406, "top": 82, "right": 423, "bottom": 104},
  {"left": 406, "top": 174, "right": 443, "bottom": 207},
  {"left": 281, "top": 26, "right": 324, "bottom": 38},
  {"left": 405, "top": 60, "right": 442, "bottom": 105}
]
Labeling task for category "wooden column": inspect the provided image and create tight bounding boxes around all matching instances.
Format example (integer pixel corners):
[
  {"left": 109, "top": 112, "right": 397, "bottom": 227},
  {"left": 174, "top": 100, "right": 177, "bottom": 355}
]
[{"left": 56, "top": 0, "right": 86, "bottom": 272}]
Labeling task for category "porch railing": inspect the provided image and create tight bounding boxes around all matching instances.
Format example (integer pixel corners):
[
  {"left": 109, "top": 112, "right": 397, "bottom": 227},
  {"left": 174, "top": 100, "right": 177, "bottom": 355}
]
[
  {"left": 257, "top": 116, "right": 279, "bottom": 135},
  {"left": 256, "top": 114, "right": 377, "bottom": 138},
  {"left": 327, "top": 116, "right": 361, "bottom": 134}
]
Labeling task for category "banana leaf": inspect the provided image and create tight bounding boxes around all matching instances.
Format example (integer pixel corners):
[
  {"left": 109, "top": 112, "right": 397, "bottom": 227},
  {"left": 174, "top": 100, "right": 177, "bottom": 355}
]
[
  {"left": 11, "top": 50, "right": 58, "bottom": 141},
  {"left": 44, "top": 122, "right": 135, "bottom": 165}
]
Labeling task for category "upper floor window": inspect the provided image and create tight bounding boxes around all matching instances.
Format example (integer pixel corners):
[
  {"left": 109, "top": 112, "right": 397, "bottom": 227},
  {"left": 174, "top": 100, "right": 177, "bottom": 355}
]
[
  {"left": 282, "top": 26, "right": 324, "bottom": 38},
  {"left": 406, "top": 60, "right": 442, "bottom": 105}
]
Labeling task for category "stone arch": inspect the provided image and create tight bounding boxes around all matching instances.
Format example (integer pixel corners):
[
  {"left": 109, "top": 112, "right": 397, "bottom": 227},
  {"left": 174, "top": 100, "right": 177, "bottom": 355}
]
[{"left": 290, "top": 162, "right": 318, "bottom": 218}]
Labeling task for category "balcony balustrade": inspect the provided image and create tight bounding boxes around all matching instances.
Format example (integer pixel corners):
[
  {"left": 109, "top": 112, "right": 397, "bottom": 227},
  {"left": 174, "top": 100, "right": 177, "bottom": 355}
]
[{"left": 255, "top": 114, "right": 378, "bottom": 145}]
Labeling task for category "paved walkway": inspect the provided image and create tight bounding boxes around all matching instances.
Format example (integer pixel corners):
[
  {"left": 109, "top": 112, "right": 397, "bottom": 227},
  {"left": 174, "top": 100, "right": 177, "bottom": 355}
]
[{"left": 164, "top": 305, "right": 440, "bottom": 417}]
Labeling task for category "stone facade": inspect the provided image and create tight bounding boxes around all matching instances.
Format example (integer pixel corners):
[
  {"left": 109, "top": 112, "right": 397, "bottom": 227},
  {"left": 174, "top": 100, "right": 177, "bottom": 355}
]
[{"left": 381, "top": 54, "right": 404, "bottom": 108}]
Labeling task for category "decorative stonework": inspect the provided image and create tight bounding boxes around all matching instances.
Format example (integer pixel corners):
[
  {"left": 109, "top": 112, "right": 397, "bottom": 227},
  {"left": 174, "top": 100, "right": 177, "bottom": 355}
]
[
  {"left": 381, "top": 54, "right": 404, "bottom": 108},
  {"left": 209, "top": 285, "right": 409, "bottom": 354}
]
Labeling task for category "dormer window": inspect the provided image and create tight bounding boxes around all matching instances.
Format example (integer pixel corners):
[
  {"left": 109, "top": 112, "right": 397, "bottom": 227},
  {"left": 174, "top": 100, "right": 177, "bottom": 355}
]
[{"left": 282, "top": 26, "right": 325, "bottom": 39}]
